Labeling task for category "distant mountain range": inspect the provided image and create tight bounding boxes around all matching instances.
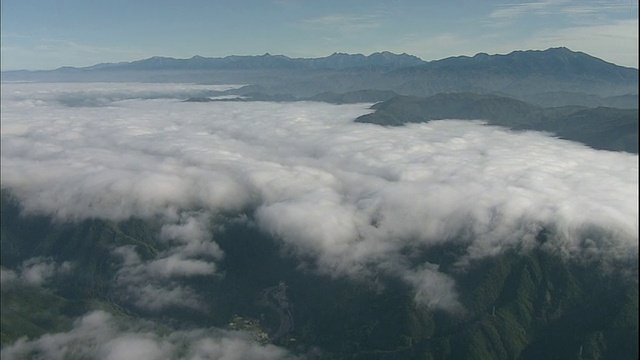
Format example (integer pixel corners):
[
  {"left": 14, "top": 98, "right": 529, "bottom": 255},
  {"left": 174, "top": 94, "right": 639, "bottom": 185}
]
[
  {"left": 386, "top": 47, "right": 638, "bottom": 99},
  {"left": 3, "top": 47, "right": 637, "bottom": 107},
  {"left": 5, "top": 51, "right": 425, "bottom": 74},
  {"left": 83, "top": 51, "right": 426, "bottom": 71}
]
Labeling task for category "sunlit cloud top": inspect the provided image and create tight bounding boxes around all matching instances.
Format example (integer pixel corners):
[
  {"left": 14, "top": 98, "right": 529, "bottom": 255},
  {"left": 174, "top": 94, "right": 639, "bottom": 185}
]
[{"left": 2, "top": 83, "right": 637, "bottom": 311}]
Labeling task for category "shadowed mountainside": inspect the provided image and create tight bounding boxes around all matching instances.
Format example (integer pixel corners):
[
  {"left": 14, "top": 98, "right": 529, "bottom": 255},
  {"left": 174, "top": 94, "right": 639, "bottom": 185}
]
[
  {"left": 355, "top": 93, "right": 639, "bottom": 153},
  {"left": 1, "top": 190, "right": 638, "bottom": 359}
]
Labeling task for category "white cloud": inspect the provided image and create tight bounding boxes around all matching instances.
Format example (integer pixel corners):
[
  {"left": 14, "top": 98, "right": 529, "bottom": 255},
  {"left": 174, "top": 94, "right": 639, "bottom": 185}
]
[
  {"left": 0, "top": 310, "right": 297, "bottom": 360},
  {"left": 1, "top": 258, "right": 72, "bottom": 289},
  {"left": 159, "top": 212, "right": 224, "bottom": 258},
  {"left": 0, "top": 268, "right": 18, "bottom": 288},
  {"left": 489, "top": 0, "right": 636, "bottom": 23},
  {"left": 1, "top": 82, "right": 637, "bottom": 311},
  {"left": 113, "top": 232, "right": 221, "bottom": 312},
  {"left": 19, "top": 258, "right": 70, "bottom": 286},
  {"left": 299, "top": 13, "right": 382, "bottom": 32},
  {"left": 0, "top": 82, "right": 243, "bottom": 108},
  {"left": 107, "top": 212, "right": 223, "bottom": 311},
  {"left": 108, "top": 213, "right": 224, "bottom": 311},
  {"left": 489, "top": 0, "right": 560, "bottom": 20},
  {"left": 403, "top": 265, "right": 463, "bottom": 312}
]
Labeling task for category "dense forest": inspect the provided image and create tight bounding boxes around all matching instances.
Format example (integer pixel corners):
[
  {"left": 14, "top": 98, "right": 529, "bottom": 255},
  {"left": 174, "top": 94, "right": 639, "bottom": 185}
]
[{"left": 2, "top": 190, "right": 637, "bottom": 359}]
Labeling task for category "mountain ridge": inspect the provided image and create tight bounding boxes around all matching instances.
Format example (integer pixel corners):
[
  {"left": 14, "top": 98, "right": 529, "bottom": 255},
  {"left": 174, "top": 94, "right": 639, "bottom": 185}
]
[
  {"left": 355, "top": 92, "right": 639, "bottom": 153},
  {"left": 3, "top": 47, "right": 635, "bottom": 104},
  {"left": 3, "top": 47, "right": 637, "bottom": 73},
  {"left": 57, "top": 51, "right": 426, "bottom": 72}
]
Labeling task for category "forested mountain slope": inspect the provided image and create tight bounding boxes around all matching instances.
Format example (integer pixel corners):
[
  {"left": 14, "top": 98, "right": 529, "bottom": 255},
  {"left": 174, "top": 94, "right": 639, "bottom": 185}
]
[
  {"left": 2, "top": 191, "right": 637, "bottom": 359},
  {"left": 356, "top": 93, "right": 639, "bottom": 153}
]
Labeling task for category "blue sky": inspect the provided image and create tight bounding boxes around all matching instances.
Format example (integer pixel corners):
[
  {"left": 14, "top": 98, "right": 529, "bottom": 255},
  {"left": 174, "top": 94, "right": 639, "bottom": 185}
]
[{"left": 1, "top": 0, "right": 638, "bottom": 70}]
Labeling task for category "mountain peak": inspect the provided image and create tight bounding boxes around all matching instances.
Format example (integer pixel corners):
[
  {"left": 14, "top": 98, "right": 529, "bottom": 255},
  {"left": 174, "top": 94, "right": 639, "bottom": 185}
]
[
  {"left": 416, "top": 47, "right": 635, "bottom": 77},
  {"left": 547, "top": 46, "right": 572, "bottom": 52}
]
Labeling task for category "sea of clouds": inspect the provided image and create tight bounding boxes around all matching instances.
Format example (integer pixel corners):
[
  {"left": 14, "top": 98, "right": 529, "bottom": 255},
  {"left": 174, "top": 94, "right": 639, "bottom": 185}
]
[{"left": 1, "top": 82, "right": 638, "bottom": 358}]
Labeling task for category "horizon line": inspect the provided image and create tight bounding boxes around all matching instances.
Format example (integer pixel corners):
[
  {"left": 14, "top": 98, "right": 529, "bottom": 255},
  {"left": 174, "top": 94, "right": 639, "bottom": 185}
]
[{"left": 2, "top": 46, "right": 638, "bottom": 72}]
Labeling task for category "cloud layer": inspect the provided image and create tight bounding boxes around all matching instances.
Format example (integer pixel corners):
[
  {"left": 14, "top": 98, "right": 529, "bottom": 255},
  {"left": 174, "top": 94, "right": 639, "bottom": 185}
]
[
  {"left": 113, "top": 212, "right": 223, "bottom": 311},
  {"left": 1, "top": 82, "right": 637, "bottom": 313},
  {"left": 1, "top": 257, "right": 71, "bottom": 289},
  {"left": 1, "top": 310, "right": 297, "bottom": 360}
]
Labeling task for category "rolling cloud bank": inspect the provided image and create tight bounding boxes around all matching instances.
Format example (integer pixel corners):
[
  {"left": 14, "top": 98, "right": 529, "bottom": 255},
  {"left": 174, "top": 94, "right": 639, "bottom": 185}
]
[{"left": 1, "top": 82, "right": 638, "bottom": 358}]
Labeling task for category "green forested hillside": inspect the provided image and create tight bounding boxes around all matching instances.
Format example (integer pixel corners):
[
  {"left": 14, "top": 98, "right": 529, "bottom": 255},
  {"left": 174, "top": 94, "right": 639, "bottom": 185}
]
[{"left": 1, "top": 191, "right": 637, "bottom": 359}]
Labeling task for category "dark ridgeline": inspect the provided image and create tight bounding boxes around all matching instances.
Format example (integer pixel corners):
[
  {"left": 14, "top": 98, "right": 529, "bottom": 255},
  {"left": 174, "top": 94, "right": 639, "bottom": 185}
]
[
  {"left": 355, "top": 92, "right": 639, "bottom": 153},
  {"left": 3, "top": 47, "right": 637, "bottom": 103}
]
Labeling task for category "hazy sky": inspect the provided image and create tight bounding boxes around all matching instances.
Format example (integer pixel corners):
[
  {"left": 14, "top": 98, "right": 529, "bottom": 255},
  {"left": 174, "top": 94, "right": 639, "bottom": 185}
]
[{"left": 1, "top": 0, "right": 638, "bottom": 70}]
